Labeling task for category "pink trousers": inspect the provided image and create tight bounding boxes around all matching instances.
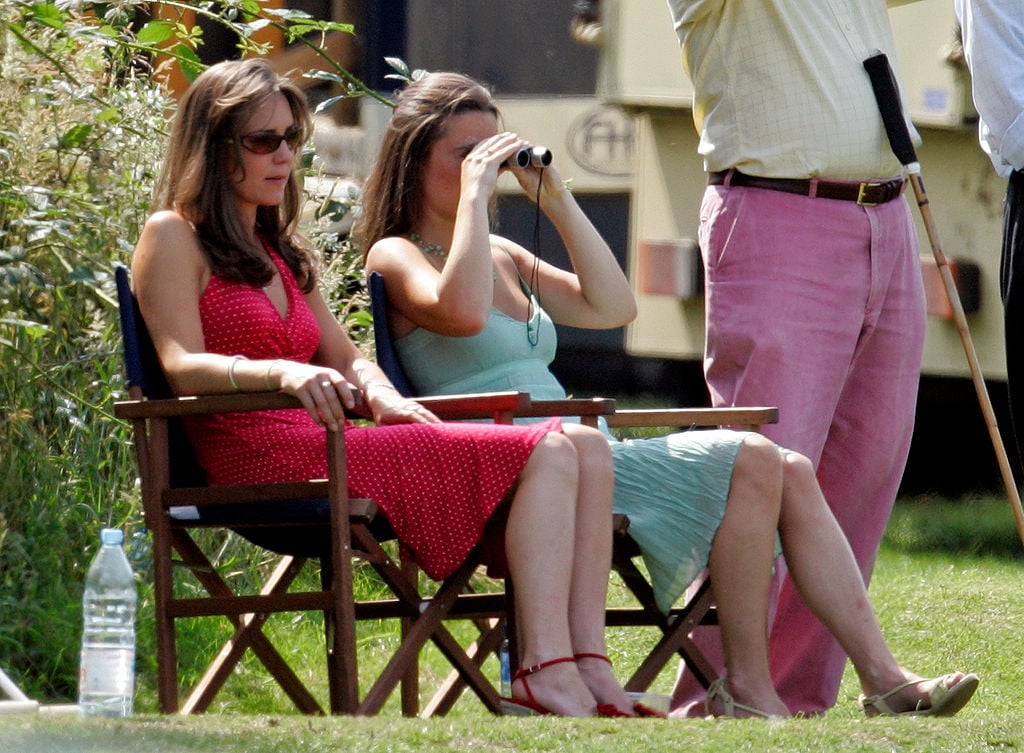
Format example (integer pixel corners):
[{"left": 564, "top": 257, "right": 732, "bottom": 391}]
[{"left": 671, "top": 183, "right": 926, "bottom": 715}]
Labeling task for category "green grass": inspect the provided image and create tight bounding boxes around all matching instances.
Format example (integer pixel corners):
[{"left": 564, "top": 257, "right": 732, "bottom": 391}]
[{"left": 2, "top": 496, "right": 1023, "bottom": 751}]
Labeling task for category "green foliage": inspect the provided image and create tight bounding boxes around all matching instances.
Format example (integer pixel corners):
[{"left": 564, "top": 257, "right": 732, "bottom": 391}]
[
  {"left": 1, "top": 0, "right": 172, "bottom": 701},
  {"left": 883, "top": 494, "right": 1024, "bottom": 559},
  {"left": 0, "top": 0, "right": 377, "bottom": 705}
]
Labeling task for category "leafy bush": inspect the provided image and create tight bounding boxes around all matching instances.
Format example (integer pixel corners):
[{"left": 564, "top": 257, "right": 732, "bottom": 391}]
[
  {"left": 0, "top": 1, "right": 376, "bottom": 704},
  {"left": 0, "top": 1, "right": 172, "bottom": 700}
]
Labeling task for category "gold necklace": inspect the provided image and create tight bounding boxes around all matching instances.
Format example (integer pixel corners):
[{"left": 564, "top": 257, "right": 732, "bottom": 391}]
[{"left": 410, "top": 232, "right": 447, "bottom": 260}]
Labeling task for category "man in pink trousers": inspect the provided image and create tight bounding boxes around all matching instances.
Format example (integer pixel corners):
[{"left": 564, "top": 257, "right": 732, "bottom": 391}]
[{"left": 666, "top": 0, "right": 927, "bottom": 715}]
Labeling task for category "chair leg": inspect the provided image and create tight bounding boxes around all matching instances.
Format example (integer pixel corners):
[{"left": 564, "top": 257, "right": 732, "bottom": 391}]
[
  {"left": 170, "top": 532, "right": 323, "bottom": 714},
  {"left": 154, "top": 526, "right": 179, "bottom": 713},
  {"left": 399, "top": 555, "right": 420, "bottom": 717},
  {"left": 421, "top": 617, "right": 504, "bottom": 717},
  {"left": 612, "top": 542, "right": 720, "bottom": 693},
  {"left": 622, "top": 577, "right": 719, "bottom": 692},
  {"left": 321, "top": 551, "right": 359, "bottom": 716},
  {"left": 325, "top": 431, "right": 361, "bottom": 715},
  {"left": 359, "top": 556, "right": 502, "bottom": 716},
  {"left": 350, "top": 527, "right": 502, "bottom": 716},
  {"left": 419, "top": 575, "right": 510, "bottom": 716},
  {"left": 182, "top": 610, "right": 321, "bottom": 715}
]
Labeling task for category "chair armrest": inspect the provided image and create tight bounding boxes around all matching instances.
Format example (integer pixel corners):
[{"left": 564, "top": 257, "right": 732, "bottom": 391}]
[
  {"left": 604, "top": 406, "right": 778, "bottom": 430},
  {"left": 415, "top": 391, "right": 532, "bottom": 419},
  {"left": 114, "top": 391, "right": 303, "bottom": 418},
  {"left": 114, "top": 390, "right": 532, "bottom": 421},
  {"left": 512, "top": 399, "right": 777, "bottom": 432},
  {"left": 518, "top": 397, "right": 617, "bottom": 418}
]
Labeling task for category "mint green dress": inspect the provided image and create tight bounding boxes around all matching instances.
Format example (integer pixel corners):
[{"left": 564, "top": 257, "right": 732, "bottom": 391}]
[{"left": 396, "top": 303, "right": 755, "bottom": 613}]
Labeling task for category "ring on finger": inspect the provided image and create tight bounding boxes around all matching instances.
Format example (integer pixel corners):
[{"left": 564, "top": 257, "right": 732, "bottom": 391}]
[{"left": 321, "top": 380, "right": 332, "bottom": 389}]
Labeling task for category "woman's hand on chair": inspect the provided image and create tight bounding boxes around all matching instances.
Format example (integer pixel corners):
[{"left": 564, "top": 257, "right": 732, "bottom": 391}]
[
  {"left": 365, "top": 385, "right": 440, "bottom": 426},
  {"left": 273, "top": 361, "right": 355, "bottom": 432}
]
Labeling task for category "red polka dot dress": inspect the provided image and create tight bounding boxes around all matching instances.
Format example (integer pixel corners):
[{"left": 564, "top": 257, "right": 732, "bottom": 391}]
[{"left": 185, "top": 246, "right": 560, "bottom": 580}]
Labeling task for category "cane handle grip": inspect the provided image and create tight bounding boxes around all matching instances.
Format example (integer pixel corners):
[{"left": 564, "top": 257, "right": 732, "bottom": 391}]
[{"left": 863, "top": 51, "right": 919, "bottom": 168}]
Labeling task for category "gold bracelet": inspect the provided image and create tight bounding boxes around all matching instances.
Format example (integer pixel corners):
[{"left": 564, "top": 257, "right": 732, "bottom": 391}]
[
  {"left": 227, "top": 355, "right": 247, "bottom": 392},
  {"left": 264, "top": 359, "right": 284, "bottom": 390}
]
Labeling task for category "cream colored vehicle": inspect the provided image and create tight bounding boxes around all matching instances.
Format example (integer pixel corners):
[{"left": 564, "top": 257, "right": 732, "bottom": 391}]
[{"left": 595, "top": 0, "right": 1005, "bottom": 385}]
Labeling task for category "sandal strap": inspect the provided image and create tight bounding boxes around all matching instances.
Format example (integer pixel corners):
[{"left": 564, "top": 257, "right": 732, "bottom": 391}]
[
  {"left": 512, "top": 656, "right": 577, "bottom": 710},
  {"left": 705, "top": 677, "right": 776, "bottom": 719},
  {"left": 858, "top": 678, "right": 921, "bottom": 715},
  {"left": 512, "top": 656, "right": 577, "bottom": 682}
]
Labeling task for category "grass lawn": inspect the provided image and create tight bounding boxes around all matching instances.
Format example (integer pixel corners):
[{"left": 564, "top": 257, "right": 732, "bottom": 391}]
[{"left": 2, "top": 497, "right": 1022, "bottom": 752}]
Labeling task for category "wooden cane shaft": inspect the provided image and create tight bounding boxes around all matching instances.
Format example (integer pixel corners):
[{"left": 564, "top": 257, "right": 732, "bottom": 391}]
[{"left": 908, "top": 175, "right": 1024, "bottom": 544}]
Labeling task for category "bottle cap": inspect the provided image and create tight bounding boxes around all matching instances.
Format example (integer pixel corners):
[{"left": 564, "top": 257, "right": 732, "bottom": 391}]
[{"left": 100, "top": 528, "right": 125, "bottom": 546}]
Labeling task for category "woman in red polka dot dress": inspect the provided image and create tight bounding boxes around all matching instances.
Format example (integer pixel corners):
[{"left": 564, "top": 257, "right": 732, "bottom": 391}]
[{"left": 131, "top": 59, "right": 638, "bottom": 718}]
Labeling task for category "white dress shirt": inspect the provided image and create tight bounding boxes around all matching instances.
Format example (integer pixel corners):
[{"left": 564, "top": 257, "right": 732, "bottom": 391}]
[
  {"left": 666, "top": 0, "right": 919, "bottom": 179},
  {"left": 955, "top": 0, "right": 1024, "bottom": 176}
]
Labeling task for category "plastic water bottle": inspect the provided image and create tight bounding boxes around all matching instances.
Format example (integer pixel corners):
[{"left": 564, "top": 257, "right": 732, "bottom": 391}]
[
  {"left": 499, "top": 628, "right": 512, "bottom": 697},
  {"left": 79, "top": 528, "right": 137, "bottom": 717}
]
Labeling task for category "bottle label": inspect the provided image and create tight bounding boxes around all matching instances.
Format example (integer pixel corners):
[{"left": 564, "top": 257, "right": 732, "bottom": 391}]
[{"left": 80, "top": 646, "right": 134, "bottom": 695}]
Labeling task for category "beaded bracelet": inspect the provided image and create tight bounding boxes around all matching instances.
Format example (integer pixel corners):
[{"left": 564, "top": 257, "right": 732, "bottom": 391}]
[
  {"left": 227, "top": 355, "right": 247, "bottom": 392},
  {"left": 264, "top": 359, "right": 284, "bottom": 390}
]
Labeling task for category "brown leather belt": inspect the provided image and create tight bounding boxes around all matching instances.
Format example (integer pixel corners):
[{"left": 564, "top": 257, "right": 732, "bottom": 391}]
[{"left": 708, "top": 169, "right": 906, "bottom": 206}]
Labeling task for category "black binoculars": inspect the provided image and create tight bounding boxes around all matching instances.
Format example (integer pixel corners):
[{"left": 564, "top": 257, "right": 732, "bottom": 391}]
[{"left": 506, "top": 145, "right": 552, "bottom": 168}]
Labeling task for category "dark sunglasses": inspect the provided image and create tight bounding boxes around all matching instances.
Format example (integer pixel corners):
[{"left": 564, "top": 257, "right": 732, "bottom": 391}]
[{"left": 237, "top": 126, "right": 303, "bottom": 155}]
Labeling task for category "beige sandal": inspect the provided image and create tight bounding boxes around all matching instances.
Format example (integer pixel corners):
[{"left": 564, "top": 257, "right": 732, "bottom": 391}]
[
  {"left": 704, "top": 677, "right": 782, "bottom": 719},
  {"left": 859, "top": 673, "right": 979, "bottom": 717}
]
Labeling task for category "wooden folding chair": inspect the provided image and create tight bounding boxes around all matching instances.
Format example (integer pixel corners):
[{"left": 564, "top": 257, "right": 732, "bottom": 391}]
[
  {"left": 368, "top": 270, "right": 778, "bottom": 696},
  {"left": 113, "top": 265, "right": 536, "bottom": 716}
]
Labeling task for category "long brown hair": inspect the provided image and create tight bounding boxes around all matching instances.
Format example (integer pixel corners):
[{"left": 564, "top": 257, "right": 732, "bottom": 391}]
[
  {"left": 356, "top": 72, "right": 499, "bottom": 256},
  {"left": 152, "top": 58, "right": 316, "bottom": 291}
]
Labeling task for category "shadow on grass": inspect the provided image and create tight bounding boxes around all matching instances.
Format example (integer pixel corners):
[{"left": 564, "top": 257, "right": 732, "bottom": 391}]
[{"left": 885, "top": 495, "right": 1024, "bottom": 559}]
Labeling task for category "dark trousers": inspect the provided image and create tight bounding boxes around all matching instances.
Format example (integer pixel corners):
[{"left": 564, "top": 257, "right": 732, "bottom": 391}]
[{"left": 1001, "top": 169, "right": 1024, "bottom": 472}]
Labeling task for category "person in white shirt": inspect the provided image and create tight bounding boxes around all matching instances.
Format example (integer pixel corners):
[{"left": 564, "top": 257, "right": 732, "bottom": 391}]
[{"left": 955, "top": 0, "right": 1024, "bottom": 473}]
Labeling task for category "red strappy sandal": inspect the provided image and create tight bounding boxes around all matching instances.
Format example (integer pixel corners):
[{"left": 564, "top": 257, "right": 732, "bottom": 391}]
[
  {"left": 500, "top": 656, "right": 625, "bottom": 717},
  {"left": 574, "top": 652, "right": 668, "bottom": 718},
  {"left": 500, "top": 656, "right": 577, "bottom": 716}
]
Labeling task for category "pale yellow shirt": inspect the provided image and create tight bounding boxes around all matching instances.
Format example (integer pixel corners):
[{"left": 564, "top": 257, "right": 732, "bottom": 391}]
[{"left": 667, "top": 0, "right": 920, "bottom": 180}]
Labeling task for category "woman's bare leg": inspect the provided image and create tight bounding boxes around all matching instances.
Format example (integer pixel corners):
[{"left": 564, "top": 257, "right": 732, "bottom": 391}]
[
  {"left": 559, "top": 424, "right": 633, "bottom": 712},
  {"left": 504, "top": 431, "right": 597, "bottom": 716},
  {"left": 706, "top": 434, "right": 791, "bottom": 717},
  {"left": 776, "top": 451, "right": 971, "bottom": 711}
]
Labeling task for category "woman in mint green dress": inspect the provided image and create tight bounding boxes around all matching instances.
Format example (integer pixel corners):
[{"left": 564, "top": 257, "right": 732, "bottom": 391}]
[{"left": 357, "top": 71, "right": 977, "bottom": 719}]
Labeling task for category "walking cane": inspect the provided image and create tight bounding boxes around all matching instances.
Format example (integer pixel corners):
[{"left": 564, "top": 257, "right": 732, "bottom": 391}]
[{"left": 863, "top": 51, "right": 1024, "bottom": 548}]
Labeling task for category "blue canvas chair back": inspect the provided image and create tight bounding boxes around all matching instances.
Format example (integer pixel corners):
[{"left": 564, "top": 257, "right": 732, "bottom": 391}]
[
  {"left": 114, "top": 264, "right": 207, "bottom": 488},
  {"left": 368, "top": 270, "right": 416, "bottom": 398},
  {"left": 115, "top": 264, "right": 173, "bottom": 400}
]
